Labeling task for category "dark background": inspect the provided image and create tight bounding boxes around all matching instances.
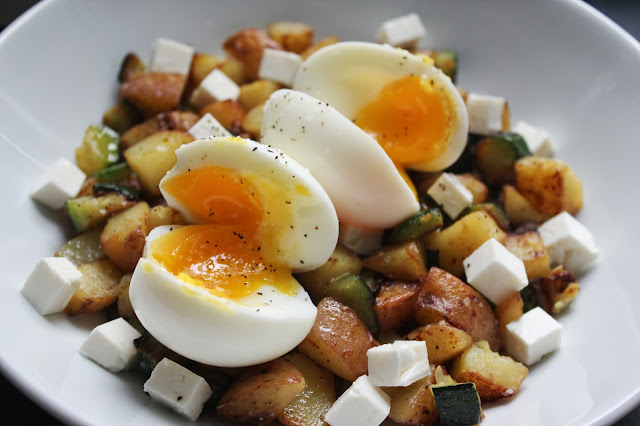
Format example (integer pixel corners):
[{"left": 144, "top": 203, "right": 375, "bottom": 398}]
[{"left": 1, "top": 0, "right": 639, "bottom": 425}]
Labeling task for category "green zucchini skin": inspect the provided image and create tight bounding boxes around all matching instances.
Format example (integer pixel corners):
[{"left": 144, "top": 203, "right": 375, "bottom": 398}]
[
  {"left": 92, "top": 183, "right": 141, "bottom": 200},
  {"left": 461, "top": 203, "right": 510, "bottom": 231},
  {"left": 102, "top": 101, "right": 142, "bottom": 134},
  {"left": 385, "top": 208, "right": 444, "bottom": 244},
  {"left": 475, "top": 132, "right": 531, "bottom": 185},
  {"left": 325, "top": 273, "right": 380, "bottom": 338},
  {"left": 432, "top": 382, "right": 483, "bottom": 426},
  {"left": 433, "top": 50, "right": 458, "bottom": 83},
  {"left": 93, "top": 162, "right": 131, "bottom": 184},
  {"left": 65, "top": 193, "right": 133, "bottom": 233}
]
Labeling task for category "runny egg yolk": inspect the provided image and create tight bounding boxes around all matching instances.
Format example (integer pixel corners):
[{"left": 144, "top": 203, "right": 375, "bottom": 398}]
[
  {"left": 152, "top": 165, "right": 298, "bottom": 299},
  {"left": 354, "top": 75, "right": 455, "bottom": 166}
]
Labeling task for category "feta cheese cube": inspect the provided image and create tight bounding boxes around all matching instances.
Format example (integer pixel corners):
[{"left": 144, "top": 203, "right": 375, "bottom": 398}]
[
  {"left": 21, "top": 257, "right": 82, "bottom": 315},
  {"left": 31, "top": 158, "right": 86, "bottom": 209},
  {"left": 367, "top": 341, "right": 430, "bottom": 387},
  {"left": 512, "top": 121, "right": 554, "bottom": 157},
  {"left": 149, "top": 37, "right": 194, "bottom": 75},
  {"left": 463, "top": 238, "right": 529, "bottom": 305},
  {"left": 190, "top": 69, "right": 240, "bottom": 109},
  {"left": 258, "top": 49, "right": 303, "bottom": 86},
  {"left": 187, "top": 113, "right": 231, "bottom": 139},
  {"left": 79, "top": 317, "right": 142, "bottom": 372},
  {"left": 376, "top": 13, "right": 427, "bottom": 49},
  {"left": 505, "top": 306, "right": 562, "bottom": 365},
  {"left": 324, "top": 375, "right": 390, "bottom": 426},
  {"left": 338, "top": 224, "right": 383, "bottom": 256},
  {"left": 427, "top": 173, "right": 473, "bottom": 219},
  {"left": 467, "top": 93, "right": 509, "bottom": 135},
  {"left": 144, "top": 358, "right": 213, "bottom": 421},
  {"left": 538, "top": 212, "right": 599, "bottom": 273}
]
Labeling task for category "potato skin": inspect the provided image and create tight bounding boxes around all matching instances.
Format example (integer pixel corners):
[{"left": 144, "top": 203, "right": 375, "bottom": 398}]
[
  {"left": 118, "top": 72, "right": 186, "bottom": 118},
  {"left": 374, "top": 281, "right": 420, "bottom": 333},
  {"left": 223, "top": 28, "right": 282, "bottom": 79},
  {"left": 100, "top": 202, "right": 150, "bottom": 272},
  {"left": 405, "top": 320, "right": 473, "bottom": 364},
  {"left": 64, "top": 259, "right": 124, "bottom": 315},
  {"left": 415, "top": 267, "right": 501, "bottom": 351}
]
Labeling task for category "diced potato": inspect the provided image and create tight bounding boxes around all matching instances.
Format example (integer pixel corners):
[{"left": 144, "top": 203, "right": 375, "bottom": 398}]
[
  {"left": 405, "top": 320, "right": 474, "bottom": 364},
  {"left": 185, "top": 52, "right": 224, "bottom": 99},
  {"left": 528, "top": 266, "right": 579, "bottom": 314},
  {"left": 118, "top": 52, "right": 146, "bottom": 82},
  {"left": 64, "top": 259, "right": 125, "bottom": 315},
  {"left": 374, "top": 281, "right": 420, "bottom": 333},
  {"left": 121, "top": 111, "right": 199, "bottom": 150},
  {"left": 450, "top": 341, "right": 528, "bottom": 400},
  {"left": 423, "top": 211, "right": 506, "bottom": 278},
  {"left": 502, "top": 184, "right": 547, "bottom": 226},
  {"left": 55, "top": 227, "right": 106, "bottom": 266},
  {"left": 456, "top": 173, "right": 488, "bottom": 204},
  {"left": 300, "top": 35, "right": 340, "bottom": 60},
  {"left": 217, "top": 58, "right": 249, "bottom": 85},
  {"left": 100, "top": 202, "right": 150, "bottom": 272},
  {"left": 383, "top": 374, "right": 439, "bottom": 426},
  {"left": 124, "top": 130, "right": 193, "bottom": 196},
  {"left": 217, "top": 357, "right": 305, "bottom": 425},
  {"left": 495, "top": 291, "right": 524, "bottom": 346},
  {"left": 278, "top": 352, "right": 336, "bottom": 426},
  {"left": 363, "top": 240, "right": 428, "bottom": 281},
  {"left": 242, "top": 102, "right": 265, "bottom": 138},
  {"left": 415, "top": 267, "right": 501, "bottom": 351},
  {"left": 504, "top": 231, "right": 551, "bottom": 279},
  {"left": 514, "top": 157, "right": 583, "bottom": 217},
  {"left": 118, "top": 72, "right": 186, "bottom": 117},
  {"left": 238, "top": 80, "right": 282, "bottom": 111},
  {"left": 102, "top": 101, "right": 142, "bottom": 134},
  {"left": 223, "top": 28, "right": 283, "bottom": 80},
  {"left": 297, "top": 297, "right": 377, "bottom": 382},
  {"left": 267, "top": 21, "right": 314, "bottom": 54},
  {"left": 148, "top": 205, "right": 186, "bottom": 229},
  {"left": 200, "top": 99, "right": 246, "bottom": 134}
]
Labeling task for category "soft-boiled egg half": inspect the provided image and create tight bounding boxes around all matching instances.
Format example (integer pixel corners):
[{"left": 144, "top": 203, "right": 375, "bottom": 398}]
[
  {"left": 292, "top": 41, "right": 469, "bottom": 172},
  {"left": 129, "top": 137, "right": 338, "bottom": 367}
]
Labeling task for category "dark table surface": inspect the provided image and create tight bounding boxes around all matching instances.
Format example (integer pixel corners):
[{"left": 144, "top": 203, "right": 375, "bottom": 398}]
[{"left": 1, "top": 0, "right": 640, "bottom": 425}]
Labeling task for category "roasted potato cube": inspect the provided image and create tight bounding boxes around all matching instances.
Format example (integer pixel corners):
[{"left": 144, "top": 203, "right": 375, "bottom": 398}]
[
  {"left": 297, "top": 297, "right": 377, "bottom": 382},
  {"left": 200, "top": 99, "right": 246, "bottom": 135},
  {"left": 495, "top": 291, "right": 524, "bottom": 345},
  {"left": 185, "top": 52, "right": 223, "bottom": 99},
  {"left": 415, "top": 267, "right": 501, "bottom": 351},
  {"left": 423, "top": 211, "right": 506, "bottom": 278},
  {"left": 217, "top": 357, "right": 305, "bottom": 425},
  {"left": 267, "top": 21, "right": 314, "bottom": 54},
  {"left": 102, "top": 101, "right": 142, "bottom": 134},
  {"left": 56, "top": 227, "right": 106, "bottom": 266},
  {"left": 238, "top": 79, "right": 282, "bottom": 111},
  {"left": 148, "top": 205, "right": 186, "bottom": 229},
  {"left": 64, "top": 259, "right": 125, "bottom": 315},
  {"left": 242, "top": 102, "right": 265, "bottom": 138},
  {"left": 384, "top": 375, "right": 439, "bottom": 426},
  {"left": 100, "top": 202, "right": 150, "bottom": 272},
  {"left": 120, "top": 111, "right": 199, "bottom": 150},
  {"left": 118, "top": 72, "right": 186, "bottom": 118},
  {"left": 502, "top": 184, "right": 547, "bottom": 226},
  {"left": 374, "top": 281, "right": 420, "bottom": 333},
  {"left": 118, "top": 52, "right": 146, "bottom": 82},
  {"left": 300, "top": 35, "right": 340, "bottom": 60},
  {"left": 526, "top": 266, "right": 580, "bottom": 314},
  {"left": 124, "top": 130, "right": 193, "bottom": 196},
  {"left": 456, "top": 173, "right": 488, "bottom": 204},
  {"left": 515, "top": 156, "right": 583, "bottom": 217},
  {"left": 278, "top": 352, "right": 336, "bottom": 426},
  {"left": 450, "top": 340, "right": 528, "bottom": 400},
  {"left": 505, "top": 230, "right": 551, "bottom": 279},
  {"left": 217, "top": 58, "right": 249, "bottom": 85},
  {"left": 363, "top": 240, "right": 428, "bottom": 281},
  {"left": 405, "top": 320, "right": 473, "bottom": 364},
  {"left": 223, "top": 28, "right": 282, "bottom": 80}
]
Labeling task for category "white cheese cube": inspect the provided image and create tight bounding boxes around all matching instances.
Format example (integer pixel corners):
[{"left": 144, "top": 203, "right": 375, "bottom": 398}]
[
  {"left": 324, "top": 375, "right": 390, "bottom": 426},
  {"left": 338, "top": 224, "right": 383, "bottom": 256},
  {"left": 376, "top": 13, "right": 427, "bottom": 49},
  {"left": 144, "top": 358, "right": 212, "bottom": 421},
  {"left": 467, "top": 93, "right": 508, "bottom": 135},
  {"left": 367, "top": 341, "right": 430, "bottom": 387},
  {"left": 463, "top": 238, "right": 529, "bottom": 305},
  {"left": 31, "top": 158, "right": 86, "bottom": 209},
  {"left": 21, "top": 257, "right": 82, "bottom": 315},
  {"left": 187, "top": 113, "right": 231, "bottom": 139},
  {"left": 538, "top": 212, "right": 599, "bottom": 273},
  {"left": 149, "top": 37, "right": 194, "bottom": 75},
  {"left": 427, "top": 173, "right": 473, "bottom": 219},
  {"left": 190, "top": 69, "right": 240, "bottom": 109},
  {"left": 505, "top": 306, "right": 562, "bottom": 365},
  {"left": 512, "top": 121, "right": 554, "bottom": 157},
  {"left": 258, "top": 49, "right": 303, "bottom": 86},
  {"left": 79, "top": 317, "right": 142, "bottom": 372}
]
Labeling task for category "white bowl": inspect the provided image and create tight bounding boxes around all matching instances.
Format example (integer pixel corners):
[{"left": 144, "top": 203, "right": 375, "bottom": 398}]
[{"left": 1, "top": 0, "right": 639, "bottom": 425}]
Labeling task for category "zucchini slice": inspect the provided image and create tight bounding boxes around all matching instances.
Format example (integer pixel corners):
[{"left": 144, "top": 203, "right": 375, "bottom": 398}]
[
  {"left": 92, "top": 183, "right": 141, "bottom": 200},
  {"left": 55, "top": 227, "right": 106, "bottom": 266},
  {"left": 102, "top": 101, "right": 142, "bottom": 134},
  {"left": 75, "top": 124, "right": 121, "bottom": 175},
  {"left": 475, "top": 132, "right": 530, "bottom": 185},
  {"left": 65, "top": 193, "right": 135, "bottom": 233},
  {"left": 433, "top": 50, "right": 458, "bottom": 83},
  {"left": 431, "top": 382, "right": 483, "bottom": 426},
  {"left": 93, "top": 162, "right": 131, "bottom": 184},
  {"left": 461, "top": 203, "right": 510, "bottom": 231},
  {"left": 326, "top": 273, "right": 380, "bottom": 337},
  {"left": 385, "top": 208, "right": 444, "bottom": 244}
]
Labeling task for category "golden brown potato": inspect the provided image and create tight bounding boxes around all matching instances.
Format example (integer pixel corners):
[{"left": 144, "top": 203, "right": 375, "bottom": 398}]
[
  {"left": 118, "top": 52, "right": 146, "bottom": 83},
  {"left": 267, "top": 21, "right": 314, "bottom": 54},
  {"left": 118, "top": 72, "right": 186, "bottom": 118},
  {"left": 200, "top": 99, "right": 246, "bottom": 134},
  {"left": 120, "top": 111, "right": 199, "bottom": 150},
  {"left": 529, "top": 266, "right": 580, "bottom": 314},
  {"left": 515, "top": 157, "right": 583, "bottom": 217},
  {"left": 405, "top": 320, "right": 474, "bottom": 364},
  {"left": 297, "top": 297, "right": 377, "bottom": 382},
  {"left": 374, "top": 281, "right": 420, "bottom": 333},
  {"left": 456, "top": 173, "right": 489, "bottom": 204},
  {"left": 217, "top": 58, "right": 249, "bottom": 85},
  {"left": 148, "top": 205, "right": 186, "bottom": 230},
  {"left": 502, "top": 184, "right": 547, "bottom": 226},
  {"left": 423, "top": 211, "right": 506, "bottom": 278},
  {"left": 415, "top": 267, "right": 501, "bottom": 351},
  {"left": 223, "top": 28, "right": 282, "bottom": 80},
  {"left": 450, "top": 340, "right": 528, "bottom": 400},
  {"left": 124, "top": 130, "right": 193, "bottom": 196},
  {"left": 242, "top": 102, "right": 265, "bottom": 138},
  {"left": 184, "top": 52, "right": 223, "bottom": 100},
  {"left": 217, "top": 357, "right": 305, "bottom": 425},
  {"left": 300, "top": 35, "right": 340, "bottom": 60},
  {"left": 64, "top": 260, "right": 125, "bottom": 315},
  {"left": 384, "top": 375, "right": 439, "bottom": 426},
  {"left": 238, "top": 79, "right": 282, "bottom": 111},
  {"left": 278, "top": 352, "right": 336, "bottom": 426},
  {"left": 494, "top": 291, "right": 524, "bottom": 346},
  {"left": 362, "top": 240, "right": 428, "bottom": 281},
  {"left": 505, "top": 230, "right": 551, "bottom": 279},
  {"left": 100, "top": 202, "right": 150, "bottom": 272}
]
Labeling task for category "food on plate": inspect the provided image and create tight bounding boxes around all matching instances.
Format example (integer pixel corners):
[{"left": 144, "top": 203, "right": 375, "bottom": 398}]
[{"left": 25, "top": 12, "right": 599, "bottom": 425}]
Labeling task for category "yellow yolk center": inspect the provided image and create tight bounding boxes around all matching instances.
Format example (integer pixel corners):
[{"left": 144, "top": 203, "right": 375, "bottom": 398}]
[
  {"left": 152, "top": 165, "right": 298, "bottom": 299},
  {"left": 355, "top": 75, "right": 454, "bottom": 166}
]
